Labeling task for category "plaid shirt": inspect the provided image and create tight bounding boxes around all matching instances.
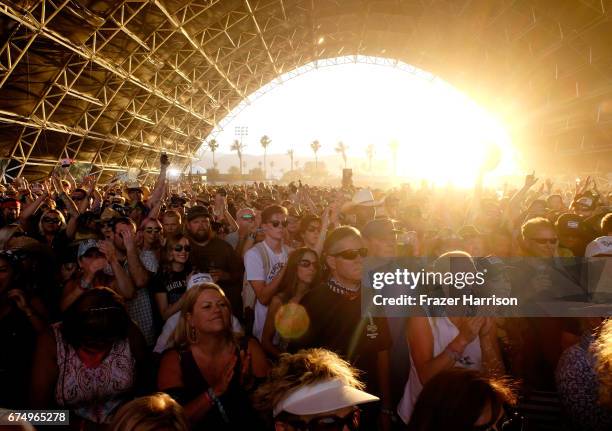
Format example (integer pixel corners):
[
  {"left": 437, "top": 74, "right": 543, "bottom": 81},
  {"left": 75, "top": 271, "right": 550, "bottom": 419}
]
[{"left": 106, "top": 250, "right": 158, "bottom": 346}]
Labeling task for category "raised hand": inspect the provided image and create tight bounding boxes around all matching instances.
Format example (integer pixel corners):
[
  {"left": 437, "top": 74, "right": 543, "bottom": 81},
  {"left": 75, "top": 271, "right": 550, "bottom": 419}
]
[
  {"left": 7, "top": 289, "right": 31, "bottom": 314},
  {"left": 120, "top": 229, "right": 136, "bottom": 251},
  {"left": 211, "top": 354, "right": 237, "bottom": 397},
  {"left": 524, "top": 170, "right": 538, "bottom": 189},
  {"left": 99, "top": 240, "right": 118, "bottom": 262},
  {"left": 458, "top": 317, "right": 485, "bottom": 344}
]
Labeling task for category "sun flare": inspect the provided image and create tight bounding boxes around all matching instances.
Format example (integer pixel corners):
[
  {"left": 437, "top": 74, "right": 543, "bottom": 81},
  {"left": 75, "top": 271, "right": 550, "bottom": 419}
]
[{"left": 205, "top": 57, "right": 518, "bottom": 187}]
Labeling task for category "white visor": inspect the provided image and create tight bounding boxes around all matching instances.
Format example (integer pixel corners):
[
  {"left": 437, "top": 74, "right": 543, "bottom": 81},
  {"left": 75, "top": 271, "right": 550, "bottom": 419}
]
[{"left": 273, "top": 378, "right": 379, "bottom": 417}]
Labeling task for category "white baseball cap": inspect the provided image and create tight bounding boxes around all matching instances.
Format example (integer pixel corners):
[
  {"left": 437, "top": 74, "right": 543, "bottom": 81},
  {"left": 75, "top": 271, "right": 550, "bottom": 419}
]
[
  {"left": 273, "top": 378, "right": 379, "bottom": 417},
  {"left": 585, "top": 236, "right": 612, "bottom": 257}
]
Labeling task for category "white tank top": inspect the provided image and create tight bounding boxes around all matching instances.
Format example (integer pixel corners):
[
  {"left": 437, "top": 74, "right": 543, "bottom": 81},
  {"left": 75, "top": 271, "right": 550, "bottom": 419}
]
[{"left": 397, "top": 317, "right": 482, "bottom": 424}]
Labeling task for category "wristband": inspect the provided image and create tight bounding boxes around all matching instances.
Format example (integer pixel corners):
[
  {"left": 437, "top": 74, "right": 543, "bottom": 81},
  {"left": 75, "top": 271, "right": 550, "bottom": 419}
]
[
  {"left": 207, "top": 387, "right": 229, "bottom": 424},
  {"left": 444, "top": 345, "right": 462, "bottom": 363}
]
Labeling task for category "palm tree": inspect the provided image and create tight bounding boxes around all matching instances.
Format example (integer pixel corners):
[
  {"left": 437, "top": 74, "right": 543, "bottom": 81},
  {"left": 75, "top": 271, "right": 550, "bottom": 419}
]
[
  {"left": 335, "top": 141, "right": 348, "bottom": 169},
  {"left": 389, "top": 140, "right": 399, "bottom": 177},
  {"left": 207, "top": 139, "right": 219, "bottom": 169},
  {"left": 366, "top": 144, "right": 375, "bottom": 171},
  {"left": 230, "top": 139, "right": 245, "bottom": 176},
  {"left": 260, "top": 135, "right": 272, "bottom": 179},
  {"left": 310, "top": 140, "right": 321, "bottom": 171},
  {"left": 287, "top": 148, "right": 294, "bottom": 172}
]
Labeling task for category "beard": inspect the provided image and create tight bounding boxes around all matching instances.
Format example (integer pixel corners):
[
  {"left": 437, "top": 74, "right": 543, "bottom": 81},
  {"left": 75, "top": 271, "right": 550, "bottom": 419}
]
[{"left": 190, "top": 229, "right": 210, "bottom": 243}]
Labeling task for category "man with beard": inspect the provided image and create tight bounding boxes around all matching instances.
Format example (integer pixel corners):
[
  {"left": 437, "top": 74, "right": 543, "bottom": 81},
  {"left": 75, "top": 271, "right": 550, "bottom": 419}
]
[
  {"left": 184, "top": 205, "right": 244, "bottom": 316},
  {"left": 0, "top": 198, "right": 20, "bottom": 227}
]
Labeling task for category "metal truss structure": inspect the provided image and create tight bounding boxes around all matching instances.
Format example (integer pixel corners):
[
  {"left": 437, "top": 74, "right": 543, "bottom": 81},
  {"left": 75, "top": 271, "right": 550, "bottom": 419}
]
[{"left": 1, "top": 0, "right": 612, "bottom": 181}]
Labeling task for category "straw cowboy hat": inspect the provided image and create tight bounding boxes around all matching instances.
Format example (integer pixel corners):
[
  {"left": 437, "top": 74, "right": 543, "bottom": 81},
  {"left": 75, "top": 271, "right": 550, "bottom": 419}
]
[{"left": 341, "top": 188, "right": 384, "bottom": 213}]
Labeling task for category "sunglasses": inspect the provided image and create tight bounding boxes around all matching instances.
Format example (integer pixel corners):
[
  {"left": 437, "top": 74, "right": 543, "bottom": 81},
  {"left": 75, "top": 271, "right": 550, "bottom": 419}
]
[
  {"left": 42, "top": 217, "right": 61, "bottom": 224},
  {"left": 298, "top": 259, "right": 319, "bottom": 269},
  {"left": 241, "top": 214, "right": 255, "bottom": 220},
  {"left": 144, "top": 227, "right": 162, "bottom": 233},
  {"left": 473, "top": 410, "right": 525, "bottom": 431},
  {"left": 71, "top": 196, "right": 85, "bottom": 201},
  {"left": 270, "top": 220, "right": 289, "bottom": 228},
  {"left": 282, "top": 407, "right": 359, "bottom": 431},
  {"left": 530, "top": 237, "right": 558, "bottom": 245},
  {"left": 174, "top": 244, "right": 191, "bottom": 252},
  {"left": 306, "top": 225, "right": 321, "bottom": 233},
  {"left": 331, "top": 248, "right": 368, "bottom": 260}
]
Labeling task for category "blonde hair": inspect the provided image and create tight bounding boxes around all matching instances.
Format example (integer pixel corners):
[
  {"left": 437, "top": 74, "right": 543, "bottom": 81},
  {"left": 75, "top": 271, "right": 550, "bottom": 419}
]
[
  {"left": 37, "top": 209, "right": 66, "bottom": 236},
  {"left": 593, "top": 319, "right": 612, "bottom": 407},
  {"left": 109, "top": 393, "right": 188, "bottom": 431},
  {"left": 253, "top": 348, "right": 364, "bottom": 414},
  {"left": 173, "top": 282, "right": 233, "bottom": 349}
]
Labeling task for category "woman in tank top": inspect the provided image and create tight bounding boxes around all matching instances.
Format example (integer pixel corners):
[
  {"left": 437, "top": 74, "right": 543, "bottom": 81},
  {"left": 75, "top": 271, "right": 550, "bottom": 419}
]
[
  {"left": 30, "top": 288, "right": 150, "bottom": 428},
  {"left": 158, "top": 282, "right": 269, "bottom": 430},
  {"left": 397, "top": 252, "right": 506, "bottom": 424}
]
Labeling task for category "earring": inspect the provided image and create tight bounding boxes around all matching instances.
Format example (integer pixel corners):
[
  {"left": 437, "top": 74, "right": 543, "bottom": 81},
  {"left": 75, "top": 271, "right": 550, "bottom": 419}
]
[{"left": 189, "top": 325, "right": 197, "bottom": 343}]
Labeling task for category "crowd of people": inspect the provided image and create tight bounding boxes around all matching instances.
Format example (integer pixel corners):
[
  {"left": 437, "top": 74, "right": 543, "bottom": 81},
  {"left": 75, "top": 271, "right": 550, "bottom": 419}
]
[{"left": 0, "top": 154, "right": 611, "bottom": 431}]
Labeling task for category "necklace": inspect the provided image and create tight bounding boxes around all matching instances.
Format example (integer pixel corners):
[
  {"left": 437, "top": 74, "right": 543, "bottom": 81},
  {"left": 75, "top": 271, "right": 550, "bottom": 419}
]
[{"left": 327, "top": 278, "right": 360, "bottom": 300}]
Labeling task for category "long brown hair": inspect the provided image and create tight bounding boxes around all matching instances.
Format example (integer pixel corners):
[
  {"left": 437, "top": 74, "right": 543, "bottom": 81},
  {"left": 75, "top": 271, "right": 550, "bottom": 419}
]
[
  {"left": 162, "top": 233, "right": 190, "bottom": 271},
  {"left": 277, "top": 247, "right": 319, "bottom": 303},
  {"left": 407, "top": 369, "right": 517, "bottom": 431}
]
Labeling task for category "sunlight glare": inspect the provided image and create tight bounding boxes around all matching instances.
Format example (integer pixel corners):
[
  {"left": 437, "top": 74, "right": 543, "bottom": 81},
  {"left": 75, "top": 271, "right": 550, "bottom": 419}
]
[{"left": 206, "top": 57, "right": 517, "bottom": 187}]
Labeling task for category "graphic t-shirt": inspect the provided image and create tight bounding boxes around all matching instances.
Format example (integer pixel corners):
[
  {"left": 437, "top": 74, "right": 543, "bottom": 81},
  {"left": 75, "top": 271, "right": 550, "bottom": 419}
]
[
  {"left": 245, "top": 241, "right": 288, "bottom": 341},
  {"left": 151, "top": 268, "right": 190, "bottom": 305}
]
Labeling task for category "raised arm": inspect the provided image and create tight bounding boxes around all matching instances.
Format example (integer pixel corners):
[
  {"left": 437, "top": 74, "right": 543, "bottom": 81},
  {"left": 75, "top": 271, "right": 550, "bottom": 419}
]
[{"left": 147, "top": 155, "right": 169, "bottom": 210}]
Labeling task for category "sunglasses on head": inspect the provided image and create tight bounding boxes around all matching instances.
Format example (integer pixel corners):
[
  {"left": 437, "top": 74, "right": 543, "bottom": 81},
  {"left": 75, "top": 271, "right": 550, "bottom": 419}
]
[
  {"left": 298, "top": 259, "right": 319, "bottom": 269},
  {"left": 530, "top": 237, "right": 558, "bottom": 245},
  {"left": 331, "top": 248, "right": 368, "bottom": 260},
  {"left": 144, "top": 227, "right": 162, "bottom": 233},
  {"left": 270, "top": 219, "right": 288, "bottom": 228},
  {"left": 42, "top": 217, "right": 61, "bottom": 224},
  {"left": 280, "top": 407, "right": 360, "bottom": 431},
  {"left": 174, "top": 244, "right": 191, "bottom": 252}
]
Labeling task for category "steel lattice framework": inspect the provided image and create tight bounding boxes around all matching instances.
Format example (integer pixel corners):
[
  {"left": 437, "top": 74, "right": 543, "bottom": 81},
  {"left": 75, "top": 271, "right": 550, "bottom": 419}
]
[{"left": 1, "top": 0, "right": 612, "bottom": 181}]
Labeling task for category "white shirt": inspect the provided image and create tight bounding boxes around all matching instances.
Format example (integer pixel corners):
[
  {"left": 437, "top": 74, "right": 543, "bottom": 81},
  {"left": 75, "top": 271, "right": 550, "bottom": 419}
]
[
  {"left": 245, "top": 240, "right": 288, "bottom": 341},
  {"left": 397, "top": 317, "right": 482, "bottom": 424}
]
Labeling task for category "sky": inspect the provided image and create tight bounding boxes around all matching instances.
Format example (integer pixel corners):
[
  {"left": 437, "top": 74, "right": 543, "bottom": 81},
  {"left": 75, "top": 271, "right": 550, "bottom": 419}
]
[{"left": 201, "top": 57, "right": 519, "bottom": 186}]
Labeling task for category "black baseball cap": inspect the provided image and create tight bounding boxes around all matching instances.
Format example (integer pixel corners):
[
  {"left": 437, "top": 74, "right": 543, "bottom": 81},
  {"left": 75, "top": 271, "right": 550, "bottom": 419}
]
[{"left": 186, "top": 205, "right": 211, "bottom": 222}]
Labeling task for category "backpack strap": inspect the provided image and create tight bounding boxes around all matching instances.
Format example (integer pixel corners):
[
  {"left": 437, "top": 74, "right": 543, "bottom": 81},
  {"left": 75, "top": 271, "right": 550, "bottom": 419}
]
[{"left": 256, "top": 242, "right": 271, "bottom": 281}]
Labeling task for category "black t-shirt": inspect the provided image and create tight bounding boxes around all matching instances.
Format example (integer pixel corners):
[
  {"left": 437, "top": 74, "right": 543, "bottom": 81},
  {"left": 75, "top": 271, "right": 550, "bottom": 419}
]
[
  {"left": 188, "top": 237, "right": 244, "bottom": 315},
  {"left": 152, "top": 268, "right": 190, "bottom": 305},
  {"left": 289, "top": 282, "right": 392, "bottom": 394}
]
